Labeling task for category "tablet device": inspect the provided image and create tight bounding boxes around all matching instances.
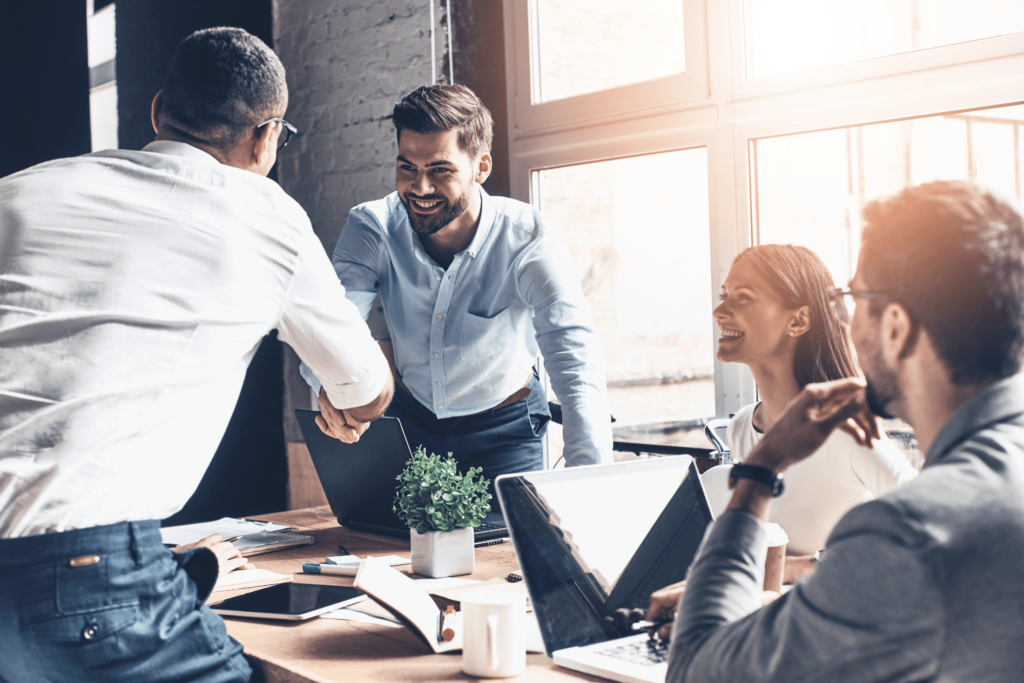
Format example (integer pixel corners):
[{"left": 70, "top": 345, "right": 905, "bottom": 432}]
[{"left": 211, "top": 582, "right": 367, "bottom": 620}]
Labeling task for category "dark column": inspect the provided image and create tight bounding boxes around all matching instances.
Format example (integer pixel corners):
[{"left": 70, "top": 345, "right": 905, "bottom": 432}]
[
  {"left": 113, "top": 1, "right": 287, "bottom": 524},
  {"left": 0, "top": 1, "right": 91, "bottom": 178},
  {"left": 451, "top": 0, "right": 511, "bottom": 198},
  {"left": 115, "top": 0, "right": 274, "bottom": 151}
]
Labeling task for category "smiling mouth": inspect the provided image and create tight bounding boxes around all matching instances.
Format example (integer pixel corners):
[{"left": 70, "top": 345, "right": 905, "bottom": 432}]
[
  {"left": 719, "top": 328, "right": 744, "bottom": 341},
  {"left": 408, "top": 197, "right": 444, "bottom": 213}
]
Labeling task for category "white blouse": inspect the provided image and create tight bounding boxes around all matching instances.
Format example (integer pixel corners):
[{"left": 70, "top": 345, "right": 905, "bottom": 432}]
[{"left": 702, "top": 402, "right": 918, "bottom": 555}]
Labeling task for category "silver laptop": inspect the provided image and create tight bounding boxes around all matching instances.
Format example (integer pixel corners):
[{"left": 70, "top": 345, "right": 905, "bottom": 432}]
[{"left": 495, "top": 457, "right": 713, "bottom": 683}]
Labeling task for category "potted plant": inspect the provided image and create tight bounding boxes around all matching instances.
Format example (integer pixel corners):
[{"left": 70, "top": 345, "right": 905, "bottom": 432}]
[{"left": 393, "top": 446, "right": 492, "bottom": 578}]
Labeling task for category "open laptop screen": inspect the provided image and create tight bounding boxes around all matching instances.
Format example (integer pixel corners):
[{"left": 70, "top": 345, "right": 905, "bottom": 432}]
[{"left": 496, "top": 457, "right": 712, "bottom": 656}]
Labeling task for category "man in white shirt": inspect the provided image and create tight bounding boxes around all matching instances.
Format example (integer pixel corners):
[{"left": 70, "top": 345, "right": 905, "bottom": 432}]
[{"left": 0, "top": 28, "right": 391, "bottom": 682}]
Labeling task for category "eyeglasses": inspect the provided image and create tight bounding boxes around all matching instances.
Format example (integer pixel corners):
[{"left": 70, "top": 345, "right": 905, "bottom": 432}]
[
  {"left": 827, "top": 286, "right": 888, "bottom": 325},
  {"left": 256, "top": 117, "right": 299, "bottom": 150}
]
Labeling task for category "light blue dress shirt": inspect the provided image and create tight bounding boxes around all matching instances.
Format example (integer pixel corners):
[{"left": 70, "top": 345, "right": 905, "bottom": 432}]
[{"left": 301, "top": 188, "right": 613, "bottom": 466}]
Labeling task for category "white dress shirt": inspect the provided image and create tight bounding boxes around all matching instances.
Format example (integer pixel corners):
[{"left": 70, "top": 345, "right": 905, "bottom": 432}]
[{"left": 0, "top": 141, "right": 388, "bottom": 538}]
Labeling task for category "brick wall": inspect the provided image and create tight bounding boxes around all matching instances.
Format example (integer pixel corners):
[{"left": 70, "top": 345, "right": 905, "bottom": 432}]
[
  {"left": 272, "top": 0, "right": 452, "bottom": 442},
  {"left": 273, "top": 0, "right": 449, "bottom": 255}
]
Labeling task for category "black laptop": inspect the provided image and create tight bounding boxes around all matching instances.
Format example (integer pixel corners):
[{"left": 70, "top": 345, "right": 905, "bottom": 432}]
[
  {"left": 496, "top": 457, "right": 713, "bottom": 682},
  {"left": 294, "top": 410, "right": 508, "bottom": 541}
]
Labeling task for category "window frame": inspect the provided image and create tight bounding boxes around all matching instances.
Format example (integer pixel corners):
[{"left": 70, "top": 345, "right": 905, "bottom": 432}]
[{"left": 503, "top": 0, "right": 1024, "bottom": 420}]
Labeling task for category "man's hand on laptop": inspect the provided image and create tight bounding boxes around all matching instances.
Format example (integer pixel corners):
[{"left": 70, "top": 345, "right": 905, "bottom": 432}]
[
  {"left": 316, "top": 377, "right": 394, "bottom": 443},
  {"left": 171, "top": 533, "right": 254, "bottom": 578},
  {"left": 645, "top": 581, "right": 782, "bottom": 640}
]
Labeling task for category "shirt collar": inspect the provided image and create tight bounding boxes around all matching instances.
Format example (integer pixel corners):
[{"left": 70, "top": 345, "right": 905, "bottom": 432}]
[
  {"left": 924, "top": 372, "right": 1024, "bottom": 467},
  {"left": 465, "top": 186, "right": 495, "bottom": 258},
  {"left": 142, "top": 140, "right": 221, "bottom": 165}
]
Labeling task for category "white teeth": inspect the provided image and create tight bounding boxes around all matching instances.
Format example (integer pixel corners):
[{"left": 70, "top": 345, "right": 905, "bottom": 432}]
[
  {"left": 720, "top": 329, "right": 744, "bottom": 338},
  {"left": 414, "top": 199, "right": 441, "bottom": 209}
]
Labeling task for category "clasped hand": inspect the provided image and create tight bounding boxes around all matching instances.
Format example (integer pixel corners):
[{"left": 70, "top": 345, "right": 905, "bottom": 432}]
[{"left": 315, "top": 387, "right": 371, "bottom": 443}]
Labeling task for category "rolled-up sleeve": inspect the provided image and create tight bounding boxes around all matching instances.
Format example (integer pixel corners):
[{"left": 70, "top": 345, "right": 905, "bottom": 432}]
[
  {"left": 277, "top": 224, "right": 389, "bottom": 410},
  {"left": 332, "top": 207, "right": 384, "bottom": 320},
  {"left": 668, "top": 504, "right": 944, "bottom": 683},
  {"left": 516, "top": 227, "right": 612, "bottom": 466}
]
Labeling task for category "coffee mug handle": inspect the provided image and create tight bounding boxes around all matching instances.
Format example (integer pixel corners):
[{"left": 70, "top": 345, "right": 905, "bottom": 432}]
[{"left": 487, "top": 614, "right": 499, "bottom": 672}]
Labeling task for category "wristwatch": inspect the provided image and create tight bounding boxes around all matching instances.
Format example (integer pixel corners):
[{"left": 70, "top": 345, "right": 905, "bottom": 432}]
[{"left": 728, "top": 464, "right": 785, "bottom": 497}]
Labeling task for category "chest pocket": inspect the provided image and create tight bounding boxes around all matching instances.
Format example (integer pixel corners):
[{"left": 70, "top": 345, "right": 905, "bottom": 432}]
[{"left": 460, "top": 308, "right": 513, "bottom": 360}]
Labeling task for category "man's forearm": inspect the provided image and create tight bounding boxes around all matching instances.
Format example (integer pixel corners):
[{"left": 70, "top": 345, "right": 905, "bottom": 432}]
[
  {"left": 667, "top": 511, "right": 768, "bottom": 683},
  {"left": 345, "top": 373, "right": 394, "bottom": 423}
]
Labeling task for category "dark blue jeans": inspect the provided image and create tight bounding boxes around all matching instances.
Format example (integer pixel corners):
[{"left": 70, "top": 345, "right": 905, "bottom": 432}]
[
  {"left": 0, "top": 521, "right": 251, "bottom": 683},
  {"left": 387, "top": 373, "right": 549, "bottom": 498}
]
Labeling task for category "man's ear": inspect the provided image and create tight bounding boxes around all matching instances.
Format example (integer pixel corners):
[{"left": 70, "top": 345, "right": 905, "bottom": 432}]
[
  {"left": 880, "top": 303, "right": 917, "bottom": 362},
  {"left": 151, "top": 90, "right": 164, "bottom": 134},
  {"left": 252, "top": 121, "right": 275, "bottom": 168},
  {"left": 788, "top": 305, "right": 811, "bottom": 337},
  {"left": 475, "top": 152, "right": 492, "bottom": 185}
]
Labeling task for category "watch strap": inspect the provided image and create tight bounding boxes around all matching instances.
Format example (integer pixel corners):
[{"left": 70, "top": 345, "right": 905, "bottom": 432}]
[{"left": 729, "top": 463, "right": 785, "bottom": 497}]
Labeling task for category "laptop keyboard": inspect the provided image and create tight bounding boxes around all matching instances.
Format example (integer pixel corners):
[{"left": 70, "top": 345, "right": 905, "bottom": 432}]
[{"left": 596, "top": 638, "right": 669, "bottom": 666}]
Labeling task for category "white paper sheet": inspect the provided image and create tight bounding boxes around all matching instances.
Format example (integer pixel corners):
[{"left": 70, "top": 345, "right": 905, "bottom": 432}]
[{"left": 159, "top": 517, "right": 294, "bottom": 545}]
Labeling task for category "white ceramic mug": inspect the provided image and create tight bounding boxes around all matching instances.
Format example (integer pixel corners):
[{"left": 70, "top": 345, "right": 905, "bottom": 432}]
[{"left": 461, "top": 590, "right": 526, "bottom": 678}]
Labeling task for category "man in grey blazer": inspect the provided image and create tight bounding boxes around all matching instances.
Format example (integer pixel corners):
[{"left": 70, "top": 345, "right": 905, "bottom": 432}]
[{"left": 656, "top": 180, "right": 1024, "bottom": 682}]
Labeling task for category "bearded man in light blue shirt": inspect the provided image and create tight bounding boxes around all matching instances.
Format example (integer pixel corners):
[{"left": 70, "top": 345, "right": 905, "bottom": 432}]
[{"left": 303, "top": 85, "right": 612, "bottom": 485}]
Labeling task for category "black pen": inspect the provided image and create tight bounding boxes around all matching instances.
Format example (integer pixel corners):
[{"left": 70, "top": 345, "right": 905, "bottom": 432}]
[
  {"left": 630, "top": 618, "right": 671, "bottom": 632},
  {"left": 337, "top": 543, "right": 351, "bottom": 556}
]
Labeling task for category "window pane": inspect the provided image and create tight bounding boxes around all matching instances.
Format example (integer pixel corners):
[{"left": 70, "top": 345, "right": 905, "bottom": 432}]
[
  {"left": 753, "top": 102, "right": 1024, "bottom": 468},
  {"left": 746, "top": 0, "right": 1024, "bottom": 80},
  {"left": 754, "top": 103, "right": 1024, "bottom": 285},
  {"left": 535, "top": 0, "right": 685, "bottom": 103},
  {"left": 537, "top": 149, "right": 713, "bottom": 461}
]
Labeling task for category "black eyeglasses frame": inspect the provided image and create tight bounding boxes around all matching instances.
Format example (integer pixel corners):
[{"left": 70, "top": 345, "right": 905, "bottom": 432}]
[
  {"left": 827, "top": 286, "right": 889, "bottom": 325},
  {"left": 256, "top": 117, "right": 299, "bottom": 150}
]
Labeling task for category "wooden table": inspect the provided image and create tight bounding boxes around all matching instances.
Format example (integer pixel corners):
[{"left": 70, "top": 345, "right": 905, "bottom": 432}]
[{"left": 215, "top": 506, "right": 604, "bottom": 683}]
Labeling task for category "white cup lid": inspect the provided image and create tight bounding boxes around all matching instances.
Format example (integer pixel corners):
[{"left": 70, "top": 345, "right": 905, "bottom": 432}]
[{"left": 764, "top": 522, "right": 789, "bottom": 547}]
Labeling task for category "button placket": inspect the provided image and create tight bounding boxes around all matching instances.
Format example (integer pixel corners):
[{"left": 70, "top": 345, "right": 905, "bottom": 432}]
[{"left": 429, "top": 257, "right": 463, "bottom": 417}]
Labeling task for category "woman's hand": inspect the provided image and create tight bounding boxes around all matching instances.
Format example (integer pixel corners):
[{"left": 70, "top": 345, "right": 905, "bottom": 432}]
[
  {"left": 783, "top": 555, "right": 817, "bottom": 584},
  {"left": 171, "top": 533, "right": 254, "bottom": 578}
]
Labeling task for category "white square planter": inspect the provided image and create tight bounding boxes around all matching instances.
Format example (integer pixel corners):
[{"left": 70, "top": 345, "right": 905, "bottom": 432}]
[{"left": 410, "top": 526, "right": 475, "bottom": 578}]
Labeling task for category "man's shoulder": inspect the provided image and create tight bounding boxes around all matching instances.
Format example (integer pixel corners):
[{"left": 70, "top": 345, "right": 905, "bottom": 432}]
[
  {"left": 348, "top": 192, "right": 404, "bottom": 232},
  {"left": 489, "top": 194, "right": 559, "bottom": 241}
]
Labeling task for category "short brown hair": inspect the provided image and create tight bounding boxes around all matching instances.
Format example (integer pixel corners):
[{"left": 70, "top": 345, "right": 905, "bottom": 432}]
[
  {"left": 860, "top": 181, "right": 1024, "bottom": 384},
  {"left": 392, "top": 85, "right": 493, "bottom": 159}
]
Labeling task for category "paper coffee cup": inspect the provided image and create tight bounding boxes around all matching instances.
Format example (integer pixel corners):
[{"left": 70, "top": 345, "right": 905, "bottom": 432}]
[{"left": 763, "top": 523, "right": 788, "bottom": 593}]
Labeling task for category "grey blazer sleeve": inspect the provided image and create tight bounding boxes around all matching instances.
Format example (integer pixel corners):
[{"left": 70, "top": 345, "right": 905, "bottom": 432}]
[{"left": 668, "top": 505, "right": 945, "bottom": 683}]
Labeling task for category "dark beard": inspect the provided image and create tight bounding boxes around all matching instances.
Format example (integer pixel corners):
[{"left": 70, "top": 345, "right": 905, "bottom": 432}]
[
  {"left": 865, "top": 378, "right": 897, "bottom": 420},
  {"left": 402, "top": 193, "right": 469, "bottom": 236}
]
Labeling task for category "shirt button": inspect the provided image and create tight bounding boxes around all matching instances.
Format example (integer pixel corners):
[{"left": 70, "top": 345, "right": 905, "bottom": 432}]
[
  {"left": 82, "top": 623, "right": 100, "bottom": 641},
  {"left": 437, "top": 274, "right": 442, "bottom": 281},
  {"left": 433, "top": 353, "right": 439, "bottom": 358},
  {"left": 437, "top": 404, "right": 443, "bottom": 409},
  {"left": 436, "top": 314, "right": 443, "bottom": 321},
  {"left": 436, "top": 382, "right": 442, "bottom": 386}
]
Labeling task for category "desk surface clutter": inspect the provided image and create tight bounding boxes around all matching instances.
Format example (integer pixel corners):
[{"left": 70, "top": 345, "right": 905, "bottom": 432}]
[{"left": 211, "top": 506, "right": 604, "bottom": 683}]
